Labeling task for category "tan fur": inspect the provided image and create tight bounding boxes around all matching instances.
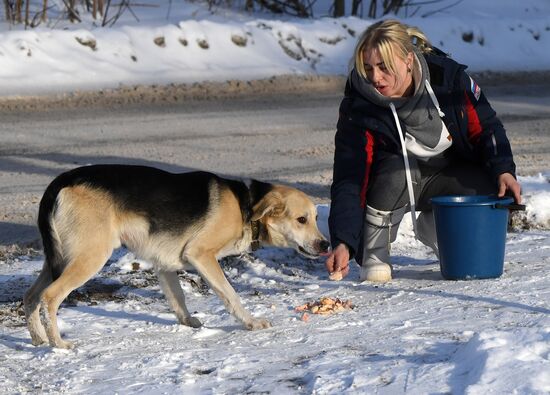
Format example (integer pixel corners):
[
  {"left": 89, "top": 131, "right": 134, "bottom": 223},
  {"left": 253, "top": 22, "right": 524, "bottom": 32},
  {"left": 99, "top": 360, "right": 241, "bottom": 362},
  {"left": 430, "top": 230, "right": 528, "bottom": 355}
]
[
  {"left": 25, "top": 176, "right": 328, "bottom": 348},
  {"left": 255, "top": 185, "right": 325, "bottom": 254},
  {"left": 27, "top": 186, "right": 120, "bottom": 348}
]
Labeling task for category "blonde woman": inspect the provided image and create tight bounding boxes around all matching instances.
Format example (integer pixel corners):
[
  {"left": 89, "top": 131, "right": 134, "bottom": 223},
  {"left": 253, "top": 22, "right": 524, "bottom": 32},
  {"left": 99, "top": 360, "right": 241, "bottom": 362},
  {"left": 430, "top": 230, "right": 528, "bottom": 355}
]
[{"left": 326, "top": 20, "right": 521, "bottom": 282}]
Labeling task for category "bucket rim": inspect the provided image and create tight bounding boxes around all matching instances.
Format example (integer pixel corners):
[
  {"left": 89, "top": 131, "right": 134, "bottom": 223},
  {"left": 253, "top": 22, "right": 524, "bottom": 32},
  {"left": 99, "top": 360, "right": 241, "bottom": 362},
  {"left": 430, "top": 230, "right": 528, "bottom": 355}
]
[{"left": 430, "top": 195, "right": 514, "bottom": 207}]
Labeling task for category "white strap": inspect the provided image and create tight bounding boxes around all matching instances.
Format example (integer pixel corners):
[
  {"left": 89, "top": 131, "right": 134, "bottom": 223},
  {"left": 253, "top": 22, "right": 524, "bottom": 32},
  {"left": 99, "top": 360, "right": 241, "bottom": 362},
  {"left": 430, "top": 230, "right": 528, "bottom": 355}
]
[
  {"left": 389, "top": 102, "right": 418, "bottom": 238},
  {"left": 425, "top": 79, "right": 445, "bottom": 118}
]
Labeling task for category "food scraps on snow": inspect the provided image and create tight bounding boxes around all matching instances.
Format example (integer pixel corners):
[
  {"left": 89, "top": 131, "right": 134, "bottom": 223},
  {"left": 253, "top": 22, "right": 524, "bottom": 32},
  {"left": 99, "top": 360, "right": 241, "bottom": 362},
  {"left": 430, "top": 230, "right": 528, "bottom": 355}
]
[{"left": 295, "top": 297, "right": 353, "bottom": 321}]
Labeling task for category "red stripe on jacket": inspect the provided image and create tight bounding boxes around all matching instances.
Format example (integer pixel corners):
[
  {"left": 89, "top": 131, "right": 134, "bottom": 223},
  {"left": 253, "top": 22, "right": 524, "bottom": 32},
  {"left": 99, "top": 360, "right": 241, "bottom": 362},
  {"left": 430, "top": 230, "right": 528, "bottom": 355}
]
[
  {"left": 464, "top": 92, "right": 483, "bottom": 143},
  {"left": 360, "top": 131, "right": 375, "bottom": 208}
]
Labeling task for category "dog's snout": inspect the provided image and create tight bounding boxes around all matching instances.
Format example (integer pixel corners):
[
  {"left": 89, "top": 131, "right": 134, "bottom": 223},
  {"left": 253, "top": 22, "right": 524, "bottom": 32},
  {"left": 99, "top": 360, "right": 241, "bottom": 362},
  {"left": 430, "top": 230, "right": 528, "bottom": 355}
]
[{"left": 319, "top": 239, "right": 330, "bottom": 253}]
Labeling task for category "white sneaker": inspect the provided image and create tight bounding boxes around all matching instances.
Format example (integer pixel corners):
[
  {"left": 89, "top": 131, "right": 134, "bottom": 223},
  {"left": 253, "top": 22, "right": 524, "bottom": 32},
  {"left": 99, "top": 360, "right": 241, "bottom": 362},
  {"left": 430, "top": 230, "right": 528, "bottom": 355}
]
[{"left": 360, "top": 263, "right": 392, "bottom": 283}]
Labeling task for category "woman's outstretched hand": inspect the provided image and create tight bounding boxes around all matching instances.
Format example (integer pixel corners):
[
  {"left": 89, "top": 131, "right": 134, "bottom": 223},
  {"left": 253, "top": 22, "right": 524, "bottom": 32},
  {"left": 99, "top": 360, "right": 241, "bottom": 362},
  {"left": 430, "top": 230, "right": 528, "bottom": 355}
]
[
  {"left": 325, "top": 243, "right": 350, "bottom": 280},
  {"left": 498, "top": 172, "right": 522, "bottom": 204}
]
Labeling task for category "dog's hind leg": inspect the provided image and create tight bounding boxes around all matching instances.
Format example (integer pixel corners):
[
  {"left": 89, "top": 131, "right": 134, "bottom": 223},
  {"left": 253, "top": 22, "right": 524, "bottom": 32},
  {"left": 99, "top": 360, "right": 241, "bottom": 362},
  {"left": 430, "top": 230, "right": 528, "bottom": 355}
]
[
  {"left": 157, "top": 271, "right": 202, "bottom": 328},
  {"left": 24, "top": 261, "right": 52, "bottom": 345},
  {"left": 40, "top": 247, "right": 113, "bottom": 349},
  {"left": 189, "top": 253, "right": 271, "bottom": 330},
  {"left": 35, "top": 185, "right": 121, "bottom": 348}
]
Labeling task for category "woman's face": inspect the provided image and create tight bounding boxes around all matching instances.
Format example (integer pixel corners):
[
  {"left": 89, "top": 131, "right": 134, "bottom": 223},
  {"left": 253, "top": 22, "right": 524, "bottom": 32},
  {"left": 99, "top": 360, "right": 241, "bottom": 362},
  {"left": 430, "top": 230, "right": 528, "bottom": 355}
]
[{"left": 362, "top": 46, "right": 413, "bottom": 97}]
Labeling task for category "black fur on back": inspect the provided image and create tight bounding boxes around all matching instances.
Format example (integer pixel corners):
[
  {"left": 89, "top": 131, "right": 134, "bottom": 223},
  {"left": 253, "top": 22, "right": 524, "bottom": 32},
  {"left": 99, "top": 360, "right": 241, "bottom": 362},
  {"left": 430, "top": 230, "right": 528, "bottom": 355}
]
[
  {"left": 222, "top": 178, "right": 252, "bottom": 223},
  {"left": 248, "top": 179, "right": 274, "bottom": 219}
]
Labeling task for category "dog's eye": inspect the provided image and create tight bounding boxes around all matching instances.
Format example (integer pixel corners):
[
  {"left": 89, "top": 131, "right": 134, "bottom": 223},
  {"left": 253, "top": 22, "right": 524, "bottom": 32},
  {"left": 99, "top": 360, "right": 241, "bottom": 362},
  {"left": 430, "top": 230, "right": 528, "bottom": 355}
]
[{"left": 297, "top": 216, "right": 307, "bottom": 224}]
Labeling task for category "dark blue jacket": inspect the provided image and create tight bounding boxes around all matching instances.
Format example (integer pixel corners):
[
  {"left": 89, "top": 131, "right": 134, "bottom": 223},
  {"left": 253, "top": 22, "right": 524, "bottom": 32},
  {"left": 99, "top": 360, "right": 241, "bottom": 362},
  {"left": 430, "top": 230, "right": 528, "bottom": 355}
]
[{"left": 329, "top": 51, "right": 516, "bottom": 259}]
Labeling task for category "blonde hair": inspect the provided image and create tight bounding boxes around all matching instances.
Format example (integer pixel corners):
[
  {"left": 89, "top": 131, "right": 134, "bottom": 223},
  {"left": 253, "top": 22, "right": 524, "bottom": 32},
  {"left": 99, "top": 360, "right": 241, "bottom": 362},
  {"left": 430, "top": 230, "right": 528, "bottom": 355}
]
[{"left": 353, "top": 19, "right": 432, "bottom": 80}]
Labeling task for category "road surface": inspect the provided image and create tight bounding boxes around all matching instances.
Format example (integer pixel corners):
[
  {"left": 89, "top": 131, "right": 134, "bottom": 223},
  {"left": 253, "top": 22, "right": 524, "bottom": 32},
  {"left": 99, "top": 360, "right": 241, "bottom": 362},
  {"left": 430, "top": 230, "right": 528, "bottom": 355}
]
[{"left": 1, "top": 78, "right": 548, "bottom": 249}]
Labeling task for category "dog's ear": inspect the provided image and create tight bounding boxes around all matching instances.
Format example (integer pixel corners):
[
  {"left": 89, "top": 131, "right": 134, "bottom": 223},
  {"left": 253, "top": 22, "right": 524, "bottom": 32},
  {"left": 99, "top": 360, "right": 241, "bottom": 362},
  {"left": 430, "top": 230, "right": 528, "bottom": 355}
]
[{"left": 251, "top": 192, "right": 285, "bottom": 221}]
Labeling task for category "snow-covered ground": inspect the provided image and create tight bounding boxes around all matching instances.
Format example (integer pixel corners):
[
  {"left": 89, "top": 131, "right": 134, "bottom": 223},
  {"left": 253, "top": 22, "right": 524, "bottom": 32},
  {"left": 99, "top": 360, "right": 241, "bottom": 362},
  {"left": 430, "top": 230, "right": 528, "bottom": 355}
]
[
  {"left": 0, "top": 0, "right": 549, "bottom": 393},
  {"left": 1, "top": 173, "right": 549, "bottom": 394},
  {"left": 0, "top": 0, "right": 549, "bottom": 96}
]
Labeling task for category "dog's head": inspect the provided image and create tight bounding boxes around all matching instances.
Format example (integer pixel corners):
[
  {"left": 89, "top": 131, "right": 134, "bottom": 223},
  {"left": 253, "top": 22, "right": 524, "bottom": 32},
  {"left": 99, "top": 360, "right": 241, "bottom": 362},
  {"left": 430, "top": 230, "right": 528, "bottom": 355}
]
[{"left": 251, "top": 184, "right": 330, "bottom": 258}]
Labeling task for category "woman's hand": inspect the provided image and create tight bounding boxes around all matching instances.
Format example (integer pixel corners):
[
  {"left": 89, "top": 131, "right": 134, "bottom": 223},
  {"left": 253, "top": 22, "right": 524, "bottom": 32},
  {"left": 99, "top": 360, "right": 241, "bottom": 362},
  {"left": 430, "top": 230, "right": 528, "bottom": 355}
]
[
  {"left": 325, "top": 243, "right": 350, "bottom": 279},
  {"left": 498, "top": 172, "right": 522, "bottom": 204}
]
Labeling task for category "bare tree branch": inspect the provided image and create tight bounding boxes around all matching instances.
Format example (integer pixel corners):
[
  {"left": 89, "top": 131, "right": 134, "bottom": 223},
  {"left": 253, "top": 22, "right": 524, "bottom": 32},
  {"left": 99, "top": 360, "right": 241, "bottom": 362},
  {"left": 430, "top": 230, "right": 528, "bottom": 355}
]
[{"left": 420, "top": 0, "right": 463, "bottom": 17}]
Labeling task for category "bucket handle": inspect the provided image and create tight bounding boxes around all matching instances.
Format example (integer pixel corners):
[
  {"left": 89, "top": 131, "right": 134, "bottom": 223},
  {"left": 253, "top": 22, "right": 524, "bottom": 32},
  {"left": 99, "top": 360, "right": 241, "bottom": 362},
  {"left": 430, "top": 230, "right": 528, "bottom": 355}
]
[{"left": 494, "top": 203, "right": 526, "bottom": 211}]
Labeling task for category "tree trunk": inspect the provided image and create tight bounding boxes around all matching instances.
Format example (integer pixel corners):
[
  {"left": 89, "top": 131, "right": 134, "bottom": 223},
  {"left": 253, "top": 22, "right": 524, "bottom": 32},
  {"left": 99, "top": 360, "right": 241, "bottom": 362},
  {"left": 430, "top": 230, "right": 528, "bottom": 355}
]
[
  {"left": 42, "top": 0, "right": 47, "bottom": 22},
  {"left": 351, "top": 0, "right": 361, "bottom": 16},
  {"left": 368, "top": 0, "right": 378, "bottom": 18},
  {"left": 15, "top": 0, "right": 22, "bottom": 23},
  {"left": 25, "top": 0, "right": 30, "bottom": 26},
  {"left": 4, "top": 0, "right": 12, "bottom": 23},
  {"left": 333, "top": 0, "right": 345, "bottom": 17}
]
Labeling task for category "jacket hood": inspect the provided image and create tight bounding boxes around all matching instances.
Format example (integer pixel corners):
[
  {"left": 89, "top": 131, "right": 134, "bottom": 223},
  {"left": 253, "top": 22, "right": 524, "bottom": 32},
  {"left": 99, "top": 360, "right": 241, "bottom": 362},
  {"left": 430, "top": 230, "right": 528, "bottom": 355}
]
[{"left": 348, "top": 46, "right": 442, "bottom": 149}]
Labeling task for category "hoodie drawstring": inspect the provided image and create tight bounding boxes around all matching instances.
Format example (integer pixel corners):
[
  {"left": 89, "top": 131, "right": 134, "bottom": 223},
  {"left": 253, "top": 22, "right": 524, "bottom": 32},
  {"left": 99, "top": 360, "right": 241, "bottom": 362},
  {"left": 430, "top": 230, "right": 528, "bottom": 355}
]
[
  {"left": 425, "top": 79, "right": 445, "bottom": 118},
  {"left": 390, "top": 79, "right": 445, "bottom": 239},
  {"left": 390, "top": 101, "right": 418, "bottom": 238}
]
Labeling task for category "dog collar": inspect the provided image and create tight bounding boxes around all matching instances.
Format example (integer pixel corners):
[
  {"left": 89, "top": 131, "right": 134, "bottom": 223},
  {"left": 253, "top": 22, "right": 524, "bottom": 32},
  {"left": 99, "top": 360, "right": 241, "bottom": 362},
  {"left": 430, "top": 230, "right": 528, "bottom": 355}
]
[{"left": 251, "top": 220, "right": 261, "bottom": 251}]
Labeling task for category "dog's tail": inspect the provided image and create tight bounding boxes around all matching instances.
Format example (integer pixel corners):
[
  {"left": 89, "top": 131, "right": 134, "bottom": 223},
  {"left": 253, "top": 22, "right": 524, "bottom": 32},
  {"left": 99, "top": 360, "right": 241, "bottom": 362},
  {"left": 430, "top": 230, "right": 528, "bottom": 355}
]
[{"left": 38, "top": 173, "right": 72, "bottom": 282}]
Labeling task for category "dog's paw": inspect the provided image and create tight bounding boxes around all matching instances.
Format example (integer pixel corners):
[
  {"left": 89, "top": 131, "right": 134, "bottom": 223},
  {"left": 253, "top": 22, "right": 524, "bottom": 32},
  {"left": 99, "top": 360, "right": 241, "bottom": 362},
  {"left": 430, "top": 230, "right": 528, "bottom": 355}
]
[
  {"left": 184, "top": 316, "right": 202, "bottom": 328},
  {"left": 30, "top": 337, "right": 47, "bottom": 346},
  {"left": 246, "top": 318, "right": 272, "bottom": 330},
  {"left": 52, "top": 339, "right": 75, "bottom": 349}
]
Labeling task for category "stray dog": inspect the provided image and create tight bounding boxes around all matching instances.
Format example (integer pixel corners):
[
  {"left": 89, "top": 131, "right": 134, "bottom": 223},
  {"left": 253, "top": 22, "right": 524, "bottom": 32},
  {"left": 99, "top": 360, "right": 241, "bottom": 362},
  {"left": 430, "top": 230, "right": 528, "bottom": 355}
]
[{"left": 24, "top": 165, "right": 329, "bottom": 348}]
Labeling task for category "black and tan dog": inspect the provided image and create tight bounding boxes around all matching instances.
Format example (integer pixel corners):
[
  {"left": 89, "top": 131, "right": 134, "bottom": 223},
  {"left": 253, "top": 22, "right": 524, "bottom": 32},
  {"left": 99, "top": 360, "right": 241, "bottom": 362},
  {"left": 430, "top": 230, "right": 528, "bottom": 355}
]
[{"left": 24, "top": 165, "right": 329, "bottom": 348}]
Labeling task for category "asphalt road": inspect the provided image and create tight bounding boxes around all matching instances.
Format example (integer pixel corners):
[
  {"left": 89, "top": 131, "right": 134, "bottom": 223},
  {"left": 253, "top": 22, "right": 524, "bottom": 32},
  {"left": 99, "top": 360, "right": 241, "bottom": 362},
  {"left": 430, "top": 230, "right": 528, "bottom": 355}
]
[{"left": 1, "top": 82, "right": 549, "bottom": 248}]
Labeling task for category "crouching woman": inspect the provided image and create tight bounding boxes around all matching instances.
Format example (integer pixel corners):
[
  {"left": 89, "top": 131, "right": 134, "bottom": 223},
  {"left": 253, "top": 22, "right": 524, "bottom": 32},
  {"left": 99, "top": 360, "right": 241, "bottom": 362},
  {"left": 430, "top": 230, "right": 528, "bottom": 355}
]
[{"left": 326, "top": 20, "right": 521, "bottom": 282}]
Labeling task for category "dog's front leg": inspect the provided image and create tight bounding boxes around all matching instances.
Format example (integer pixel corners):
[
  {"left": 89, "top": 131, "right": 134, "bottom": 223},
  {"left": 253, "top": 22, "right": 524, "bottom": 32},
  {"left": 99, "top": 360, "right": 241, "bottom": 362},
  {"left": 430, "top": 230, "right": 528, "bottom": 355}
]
[
  {"left": 189, "top": 254, "right": 271, "bottom": 330},
  {"left": 157, "top": 271, "right": 202, "bottom": 328}
]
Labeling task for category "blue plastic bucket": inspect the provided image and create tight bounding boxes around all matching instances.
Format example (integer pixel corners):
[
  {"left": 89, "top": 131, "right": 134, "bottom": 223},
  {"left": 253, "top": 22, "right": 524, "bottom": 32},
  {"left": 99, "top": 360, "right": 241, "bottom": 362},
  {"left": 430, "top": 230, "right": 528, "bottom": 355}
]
[{"left": 430, "top": 195, "right": 514, "bottom": 280}]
